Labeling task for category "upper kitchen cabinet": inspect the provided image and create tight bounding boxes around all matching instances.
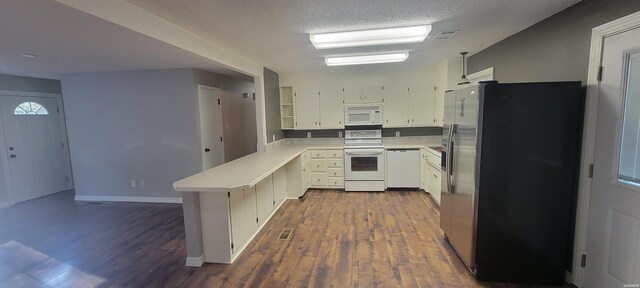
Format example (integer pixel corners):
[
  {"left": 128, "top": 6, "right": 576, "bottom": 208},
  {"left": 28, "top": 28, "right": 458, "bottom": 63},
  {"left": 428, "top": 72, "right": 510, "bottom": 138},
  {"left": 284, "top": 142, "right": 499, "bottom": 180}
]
[
  {"left": 433, "top": 58, "right": 463, "bottom": 127},
  {"left": 382, "top": 81, "right": 409, "bottom": 127},
  {"left": 408, "top": 80, "right": 434, "bottom": 127},
  {"left": 280, "top": 86, "right": 295, "bottom": 130},
  {"left": 294, "top": 85, "right": 320, "bottom": 130},
  {"left": 344, "top": 84, "right": 383, "bottom": 104},
  {"left": 319, "top": 86, "right": 344, "bottom": 128}
]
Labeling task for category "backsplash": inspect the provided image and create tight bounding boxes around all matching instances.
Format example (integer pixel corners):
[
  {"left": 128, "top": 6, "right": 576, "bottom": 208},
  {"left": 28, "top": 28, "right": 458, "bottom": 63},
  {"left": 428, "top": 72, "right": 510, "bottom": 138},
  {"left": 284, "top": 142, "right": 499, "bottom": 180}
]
[{"left": 283, "top": 127, "right": 442, "bottom": 138}]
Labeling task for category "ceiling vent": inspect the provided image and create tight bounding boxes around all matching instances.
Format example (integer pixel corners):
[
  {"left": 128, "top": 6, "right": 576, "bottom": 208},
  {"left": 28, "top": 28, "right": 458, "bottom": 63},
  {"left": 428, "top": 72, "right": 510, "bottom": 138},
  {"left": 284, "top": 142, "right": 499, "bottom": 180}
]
[{"left": 433, "top": 31, "right": 458, "bottom": 40}]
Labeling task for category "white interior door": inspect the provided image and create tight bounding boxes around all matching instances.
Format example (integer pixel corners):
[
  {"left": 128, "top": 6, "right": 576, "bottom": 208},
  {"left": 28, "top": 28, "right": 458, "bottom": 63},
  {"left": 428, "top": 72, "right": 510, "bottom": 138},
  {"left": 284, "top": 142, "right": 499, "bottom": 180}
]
[
  {"left": 198, "top": 85, "right": 225, "bottom": 170},
  {"left": 585, "top": 27, "right": 640, "bottom": 288},
  {"left": 0, "top": 95, "right": 70, "bottom": 203}
]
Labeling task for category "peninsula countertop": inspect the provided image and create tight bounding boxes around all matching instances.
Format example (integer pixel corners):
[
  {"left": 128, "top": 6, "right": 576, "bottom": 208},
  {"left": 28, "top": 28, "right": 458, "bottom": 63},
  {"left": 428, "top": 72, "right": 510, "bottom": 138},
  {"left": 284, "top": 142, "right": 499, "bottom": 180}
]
[{"left": 173, "top": 136, "right": 441, "bottom": 193}]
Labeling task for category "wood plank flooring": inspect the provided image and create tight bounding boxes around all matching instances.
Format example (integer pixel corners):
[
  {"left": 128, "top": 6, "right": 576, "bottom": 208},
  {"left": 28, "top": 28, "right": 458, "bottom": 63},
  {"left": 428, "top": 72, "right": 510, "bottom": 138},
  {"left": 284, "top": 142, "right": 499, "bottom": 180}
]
[{"left": 0, "top": 190, "right": 574, "bottom": 288}]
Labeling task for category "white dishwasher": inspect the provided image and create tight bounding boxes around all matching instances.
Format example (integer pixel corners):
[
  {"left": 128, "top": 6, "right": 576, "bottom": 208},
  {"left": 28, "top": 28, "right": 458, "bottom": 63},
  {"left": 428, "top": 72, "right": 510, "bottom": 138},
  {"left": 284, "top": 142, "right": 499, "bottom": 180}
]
[{"left": 386, "top": 149, "right": 420, "bottom": 188}]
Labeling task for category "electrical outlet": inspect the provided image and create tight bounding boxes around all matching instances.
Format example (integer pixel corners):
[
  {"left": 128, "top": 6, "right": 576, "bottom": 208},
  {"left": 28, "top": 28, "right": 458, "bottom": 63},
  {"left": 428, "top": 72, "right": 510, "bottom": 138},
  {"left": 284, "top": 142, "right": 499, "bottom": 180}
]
[
  {"left": 338, "top": 131, "right": 343, "bottom": 138},
  {"left": 139, "top": 180, "right": 145, "bottom": 188},
  {"left": 130, "top": 180, "right": 136, "bottom": 188},
  {"left": 272, "top": 134, "right": 276, "bottom": 142},
  {"left": 307, "top": 132, "right": 311, "bottom": 138},
  {"left": 395, "top": 131, "right": 400, "bottom": 137}
]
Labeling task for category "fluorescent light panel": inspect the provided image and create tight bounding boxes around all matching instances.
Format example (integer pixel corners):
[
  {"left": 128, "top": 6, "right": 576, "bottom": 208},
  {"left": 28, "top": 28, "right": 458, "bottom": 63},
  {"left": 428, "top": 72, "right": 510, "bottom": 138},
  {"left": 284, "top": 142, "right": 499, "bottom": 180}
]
[
  {"left": 325, "top": 53, "right": 409, "bottom": 66},
  {"left": 310, "top": 25, "right": 431, "bottom": 49}
]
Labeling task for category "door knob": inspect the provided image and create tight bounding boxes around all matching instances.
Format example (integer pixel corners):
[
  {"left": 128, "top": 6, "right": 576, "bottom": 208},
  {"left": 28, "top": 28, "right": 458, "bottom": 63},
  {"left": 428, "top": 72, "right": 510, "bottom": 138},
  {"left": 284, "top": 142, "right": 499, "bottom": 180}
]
[
  {"left": 204, "top": 148, "right": 210, "bottom": 152},
  {"left": 10, "top": 154, "right": 16, "bottom": 158},
  {"left": 8, "top": 147, "right": 14, "bottom": 151}
]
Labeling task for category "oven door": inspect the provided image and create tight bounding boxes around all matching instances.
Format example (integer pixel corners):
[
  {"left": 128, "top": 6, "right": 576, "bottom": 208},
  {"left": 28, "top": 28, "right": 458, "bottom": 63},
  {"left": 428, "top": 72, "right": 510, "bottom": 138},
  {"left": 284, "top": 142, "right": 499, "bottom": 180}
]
[{"left": 344, "top": 148, "right": 385, "bottom": 180}]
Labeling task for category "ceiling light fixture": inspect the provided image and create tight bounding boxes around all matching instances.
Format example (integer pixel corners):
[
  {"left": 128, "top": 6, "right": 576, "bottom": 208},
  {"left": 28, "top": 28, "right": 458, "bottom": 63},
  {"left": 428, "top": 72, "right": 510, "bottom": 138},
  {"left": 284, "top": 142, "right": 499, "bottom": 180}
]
[
  {"left": 310, "top": 25, "right": 431, "bottom": 49},
  {"left": 325, "top": 52, "right": 409, "bottom": 66},
  {"left": 19, "top": 53, "right": 37, "bottom": 58},
  {"left": 457, "top": 51, "right": 470, "bottom": 85}
]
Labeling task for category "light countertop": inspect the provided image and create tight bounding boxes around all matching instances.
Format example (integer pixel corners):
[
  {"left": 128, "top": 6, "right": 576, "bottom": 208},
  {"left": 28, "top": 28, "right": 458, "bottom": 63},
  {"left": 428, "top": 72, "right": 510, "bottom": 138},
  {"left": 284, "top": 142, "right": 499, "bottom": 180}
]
[{"left": 173, "top": 136, "right": 441, "bottom": 193}]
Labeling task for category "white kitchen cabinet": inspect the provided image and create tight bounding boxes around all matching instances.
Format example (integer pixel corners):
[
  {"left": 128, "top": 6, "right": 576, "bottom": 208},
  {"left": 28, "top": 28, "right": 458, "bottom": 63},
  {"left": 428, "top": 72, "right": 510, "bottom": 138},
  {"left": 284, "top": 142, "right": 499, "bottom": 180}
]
[
  {"left": 382, "top": 83, "right": 409, "bottom": 127},
  {"left": 256, "top": 175, "right": 274, "bottom": 226},
  {"left": 408, "top": 84, "right": 434, "bottom": 127},
  {"left": 319, "top": 86, "right": 344, "bottom": 128},
  {"left": 228, "top": 186, "right": 257, "bottom": 255},
  {"left": 343, "top": 85, "right": 362, "bottom": 104},
  {"left": 424, "top": 148, "right": 442, "bottom": 205},
  {"left": 362, "top": 85, "right": 383, "bottom": 103},
  {"left": 280, "top": 86, "right": 295, "bottom": 129},
  {"left": 386, "top": 149, "right": 420, "bottom": 188},
  {"left": 420, "top": 149, "right": 427, "bottom": 190},
  {"left": 273, "top": 167, "right": 287, "bottom": 206},
  {"left": 432, "top": 58, "right": 463, "bottom": 127},
  {"left": 344, "top": 85, "right": 383, "bottom": 104},
  {"left": 429, "top": 164, "right": 441, "bottom": 205},
  {"left": 308, "top": 149, "right": 344, "bottom": 189},
  {"left": 294, "top": 87, "right": 319, "bottom": 129}
]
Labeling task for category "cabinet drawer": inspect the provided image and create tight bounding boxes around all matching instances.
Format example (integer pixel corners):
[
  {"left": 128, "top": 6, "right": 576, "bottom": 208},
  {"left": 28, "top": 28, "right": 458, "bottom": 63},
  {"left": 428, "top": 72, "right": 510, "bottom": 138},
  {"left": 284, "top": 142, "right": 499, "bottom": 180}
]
[
  {"left": 310, "top": 150, "right": 327, "bottom": 159},
  {"left": 327, "top": 159, "right": 343, "bottom": 168},
  {"left": 311, "top": 173, "right": 327, "bottom": 186},
  {"left": 327, "top": 168, "right": 344, "bottom": 177},
  {"left": 327, "top": 149, "right": 343, "bottom": 159},
  {"left": 301, "top": 152, "right": 310, "bottom": 163},
  {"left": 328, "top": 177, "right": 344, "bottom": 187},
  {"left": 426, "top": 152, "right": 441, "bottom": 167},
  {"left": 311, "top": 159, "right": 327, "bottom": 172}
]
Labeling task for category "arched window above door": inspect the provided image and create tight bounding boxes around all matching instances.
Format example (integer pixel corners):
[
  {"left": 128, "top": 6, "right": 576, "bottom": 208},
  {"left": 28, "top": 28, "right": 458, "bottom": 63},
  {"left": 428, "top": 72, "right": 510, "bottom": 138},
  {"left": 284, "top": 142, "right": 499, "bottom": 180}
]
[{"left": 14, "top": 102, "right": 49, "bottom": 115}]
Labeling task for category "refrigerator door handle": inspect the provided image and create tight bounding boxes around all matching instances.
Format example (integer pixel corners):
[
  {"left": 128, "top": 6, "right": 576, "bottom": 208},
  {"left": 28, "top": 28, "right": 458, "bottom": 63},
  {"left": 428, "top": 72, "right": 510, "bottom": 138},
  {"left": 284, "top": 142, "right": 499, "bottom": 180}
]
[{"left": 446, "top": 124, "right": 456, "bottom": 193}]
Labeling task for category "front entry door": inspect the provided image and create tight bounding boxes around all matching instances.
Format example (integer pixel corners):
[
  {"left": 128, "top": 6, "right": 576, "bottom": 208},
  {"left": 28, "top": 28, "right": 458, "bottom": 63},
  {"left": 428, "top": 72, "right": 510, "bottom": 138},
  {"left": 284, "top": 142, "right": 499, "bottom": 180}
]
[
  {"left": 0, "top": 96, "right": 71, "bottom": 204},
  {"left": 585, "top": 26, "right": 640, "bottom": 288}
]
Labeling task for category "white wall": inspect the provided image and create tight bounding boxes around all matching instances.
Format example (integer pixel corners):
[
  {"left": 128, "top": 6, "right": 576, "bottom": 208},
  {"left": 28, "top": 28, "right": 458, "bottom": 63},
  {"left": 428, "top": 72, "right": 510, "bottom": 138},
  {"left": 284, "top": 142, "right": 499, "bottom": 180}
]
[{"left": 61, "top": 69, "right": 200, "bottom": 201}]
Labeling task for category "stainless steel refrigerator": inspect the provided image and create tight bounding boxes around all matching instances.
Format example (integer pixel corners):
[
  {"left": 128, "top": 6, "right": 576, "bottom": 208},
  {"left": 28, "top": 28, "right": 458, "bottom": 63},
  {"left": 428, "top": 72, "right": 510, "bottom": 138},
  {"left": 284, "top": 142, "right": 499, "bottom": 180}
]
[{"left": 440, "top": 81, "right": 583, "bottom": 285}]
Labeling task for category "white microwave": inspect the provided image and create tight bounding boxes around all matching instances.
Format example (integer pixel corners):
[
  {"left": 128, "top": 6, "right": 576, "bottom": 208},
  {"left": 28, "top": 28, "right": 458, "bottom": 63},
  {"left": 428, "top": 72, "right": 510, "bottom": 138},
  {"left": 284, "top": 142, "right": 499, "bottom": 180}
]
[{"left": 344, "top": 104, "right": 383, "bottom": 126}]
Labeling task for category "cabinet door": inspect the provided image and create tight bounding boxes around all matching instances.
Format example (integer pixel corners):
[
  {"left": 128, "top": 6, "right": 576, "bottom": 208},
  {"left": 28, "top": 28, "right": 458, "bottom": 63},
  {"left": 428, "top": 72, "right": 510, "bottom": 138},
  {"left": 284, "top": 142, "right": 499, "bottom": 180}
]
[
  {"left": 343, "top": 85, "right": 362, "bottom": 104},
  {"left": 409, "top": 84, "right": 433, "bottom": 127},
  {"left": 229, "top": 187, "right": 257, "bottom": 253},
  {"left": 362, "top": 85, "right": 383, "bottom": 103},
  {"left": 273, "top": 168, "right": 287, "bottom": 206},
  {"left": 244, "top": 186, "right": 257, "bottom": 232},
  {"left": 382, "top": 83, "right": 409, "bottom": 127},
  {"left": 295, "top": 87, "right": 319, "bottom": 129},
  {"left": 430, "top": 167, "right": 441, "bottom": 205},
  {"left": 425, "top": 164, "right": 432, "bottom": 192},
  {"left": 433, "top": 87, "right": 444, "bottom": 127},
  {"left": 256, "top": 175, "right": 274, "bottom": 226},
  {"left": 319, "top": 86, "right": 344, "bottom": 128},
  {"left": 229, "top": 189, "right": 245, "bottom": 254},
  {"left": 419, "top": 152, "right": 425, "bottom": 190}
]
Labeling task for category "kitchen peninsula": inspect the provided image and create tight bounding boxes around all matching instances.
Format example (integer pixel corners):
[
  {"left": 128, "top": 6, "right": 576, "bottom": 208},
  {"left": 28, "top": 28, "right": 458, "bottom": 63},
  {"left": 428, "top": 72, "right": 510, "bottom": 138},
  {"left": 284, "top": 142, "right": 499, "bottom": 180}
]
[{"left": 173, "top": 136, "right": 441, "bottom": 267}]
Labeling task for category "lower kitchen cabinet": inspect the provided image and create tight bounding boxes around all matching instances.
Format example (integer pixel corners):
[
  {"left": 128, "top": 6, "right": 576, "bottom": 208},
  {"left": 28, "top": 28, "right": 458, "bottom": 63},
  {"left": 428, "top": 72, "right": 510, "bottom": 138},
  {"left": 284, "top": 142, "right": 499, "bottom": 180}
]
[
  {"left": 229, "top": 187, "right": 257, "bottom": 256},
  {"left": 429, "top": 165, "right": 441, "bottom": 204},
  {"left": 423, "top": 148, "right": 442, "bottom": 205},
  {"left": 273, "top": 167, "right": 287, "bottom": 206},
  {"left": 308, "top": 149, "right": 344, "bottom": 189},
  {"left": 256, "top": 175, "right": 274, "bottom": 226}
]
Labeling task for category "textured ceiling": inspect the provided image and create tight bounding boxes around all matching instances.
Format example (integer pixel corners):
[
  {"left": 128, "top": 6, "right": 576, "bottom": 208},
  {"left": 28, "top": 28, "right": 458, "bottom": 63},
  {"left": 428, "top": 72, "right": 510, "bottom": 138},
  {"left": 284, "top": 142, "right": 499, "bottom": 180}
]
[
  {"left": 0, "top": 0, "right": 252, "bottom": 80},
  {"left": 128, "top": 0, "right": 581, "bottom": 74}
]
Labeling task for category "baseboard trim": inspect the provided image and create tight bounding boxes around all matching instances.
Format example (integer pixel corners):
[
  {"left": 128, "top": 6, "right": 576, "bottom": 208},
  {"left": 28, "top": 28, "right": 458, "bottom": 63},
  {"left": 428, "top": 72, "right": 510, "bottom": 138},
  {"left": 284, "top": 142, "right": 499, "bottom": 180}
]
[
  {"left": 74, "top": 195, "right": 183, "bottom": 204},
  {"left": 185, "top": 254, "right": 205, "bottom": 267}
]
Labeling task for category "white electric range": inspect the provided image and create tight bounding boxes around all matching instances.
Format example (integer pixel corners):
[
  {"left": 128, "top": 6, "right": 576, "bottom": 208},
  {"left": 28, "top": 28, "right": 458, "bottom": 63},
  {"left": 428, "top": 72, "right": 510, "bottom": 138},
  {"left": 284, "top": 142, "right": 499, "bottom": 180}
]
[{"left": 344, "top": 129, "right": 385, "bottom": 191}]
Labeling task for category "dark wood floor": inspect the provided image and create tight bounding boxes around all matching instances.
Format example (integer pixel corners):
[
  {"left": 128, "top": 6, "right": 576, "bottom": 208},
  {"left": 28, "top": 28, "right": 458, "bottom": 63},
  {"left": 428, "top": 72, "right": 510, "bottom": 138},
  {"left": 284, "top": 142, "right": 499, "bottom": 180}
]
[{"left": 0, "top": 190, "right": 573, "bottom": 288}]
